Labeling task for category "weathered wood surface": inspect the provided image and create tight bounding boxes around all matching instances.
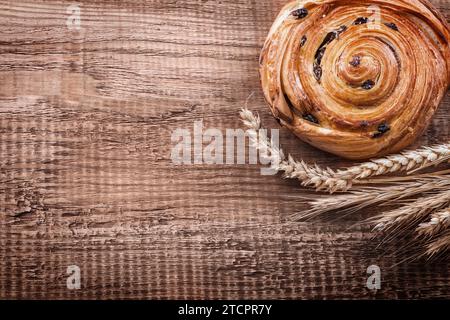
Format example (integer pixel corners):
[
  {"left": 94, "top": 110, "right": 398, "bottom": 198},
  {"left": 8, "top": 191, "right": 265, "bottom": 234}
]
[{"left": 0, "top": 0, "right": 449, "bottom": 300}]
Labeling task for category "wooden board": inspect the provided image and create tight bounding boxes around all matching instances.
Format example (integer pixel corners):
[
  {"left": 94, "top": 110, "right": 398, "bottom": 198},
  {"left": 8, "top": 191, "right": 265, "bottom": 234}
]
[{"left": 0, "top": 0, "right": 449, "bottom": 299}]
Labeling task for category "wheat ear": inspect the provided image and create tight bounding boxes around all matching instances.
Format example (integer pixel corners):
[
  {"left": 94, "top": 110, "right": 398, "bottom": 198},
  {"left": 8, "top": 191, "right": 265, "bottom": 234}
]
[
  {"left": 240, "top": 108, "right": 450, "bottom": 193},
  {"left": 370, "top": 190, "right": 450, "bottom": 234},
  {"left": 424, "top": 231, "right": 450, "bottom": 259},
  {"left": 240, "top": 109, "right": 344, "bottom": 192},
  {"left": 417, "top": 207, "right": 450, "bottom": 238},
  {"left": 335, "top": 144, "right": 450, "bottom": 181},
  {"left": 293, "top": 176, "right": 450, "bottom": 221},
  {"left": 328, "top": 145, "right": 450, "bottom": 191}
]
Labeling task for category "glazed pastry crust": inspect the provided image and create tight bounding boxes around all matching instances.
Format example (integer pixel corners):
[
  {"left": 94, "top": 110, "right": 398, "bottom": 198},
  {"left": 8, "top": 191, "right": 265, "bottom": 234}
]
[{"left": 260, "top": 0, "right": 450, "bottom": 160}]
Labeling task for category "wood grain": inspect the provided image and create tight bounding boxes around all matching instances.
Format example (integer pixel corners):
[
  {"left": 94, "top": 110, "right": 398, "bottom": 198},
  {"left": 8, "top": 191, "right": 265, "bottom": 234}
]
[{"left": 0, "top": 0, "right": 449, "bottom": 299}]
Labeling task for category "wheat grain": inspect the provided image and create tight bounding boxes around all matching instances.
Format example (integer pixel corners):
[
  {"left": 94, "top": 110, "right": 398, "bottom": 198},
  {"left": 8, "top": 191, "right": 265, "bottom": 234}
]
[
  {"left": 424, "top": 231, "right": 450, "bottom": 259},
  {"left": 417, "top": 207, "right": 450, "bottom": 238},
  {"left": 240, "top": 108, "right": 261, "bottom": 131}
]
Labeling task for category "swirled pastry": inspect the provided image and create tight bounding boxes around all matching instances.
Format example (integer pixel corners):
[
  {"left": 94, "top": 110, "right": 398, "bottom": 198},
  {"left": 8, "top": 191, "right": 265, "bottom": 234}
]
[{"left": 260, "top": 0, "right": 450, "bottom": 160}]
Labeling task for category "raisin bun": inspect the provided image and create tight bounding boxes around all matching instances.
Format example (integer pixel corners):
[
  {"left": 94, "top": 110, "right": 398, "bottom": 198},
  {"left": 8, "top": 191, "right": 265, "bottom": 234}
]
[{"left": 260, "top": 0, "right": 450, "bottom": 160}]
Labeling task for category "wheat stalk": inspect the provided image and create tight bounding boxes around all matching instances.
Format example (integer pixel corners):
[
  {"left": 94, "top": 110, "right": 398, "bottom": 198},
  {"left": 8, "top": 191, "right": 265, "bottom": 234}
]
[
  {"left": 370, "top": 190, "right": 450, "bottom": 234},
  {"left": 424, "top": 231, "right": 450, "bottom": 259},
  {"left": 240, "top": 109, "right": 450, "bottom": 259},
  {"left": 240, "top": 108, "right": 450, "bottom": 193},
  {"left": 292, "top": 176, "right": 450, "bottom": 221},
  {"left": 240, "top": 109, "right": 343, "bottom": 192},
  {"left": 417, "top": 207, "right": 450, "bottom": 238}
]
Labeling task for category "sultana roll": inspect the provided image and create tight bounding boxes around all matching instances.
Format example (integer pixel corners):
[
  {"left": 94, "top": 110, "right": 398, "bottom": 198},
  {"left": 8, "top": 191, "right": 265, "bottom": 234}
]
[{"left": 260, "top": 0, "right": 450, "bottom": 160}]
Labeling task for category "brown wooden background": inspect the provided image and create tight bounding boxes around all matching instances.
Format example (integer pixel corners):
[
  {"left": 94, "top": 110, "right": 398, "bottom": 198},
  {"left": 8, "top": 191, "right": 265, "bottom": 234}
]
[{"left": 0, "top": 0, "right": 449, "bottom": 300}]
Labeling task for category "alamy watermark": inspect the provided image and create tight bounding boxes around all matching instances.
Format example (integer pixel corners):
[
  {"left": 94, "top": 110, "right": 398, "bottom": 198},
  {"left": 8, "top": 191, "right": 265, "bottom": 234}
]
[
  {"left": 366, "top": 265, "right": 381, "bottom": 291},
  {"left": 171, "top": 120, "right": 280, "bottom": 176},
  {"left": 66, "top": 265, "right": 81, "bottom": 290},
  {"left": 66, "top": 4, "right": 82, "bottom": 31}
]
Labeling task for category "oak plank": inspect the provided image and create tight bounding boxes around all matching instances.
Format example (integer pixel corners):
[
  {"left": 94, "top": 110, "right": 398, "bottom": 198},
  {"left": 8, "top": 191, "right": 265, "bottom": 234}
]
[{"left": 0, "top": 0, "right": 449, "bottom": 299}]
